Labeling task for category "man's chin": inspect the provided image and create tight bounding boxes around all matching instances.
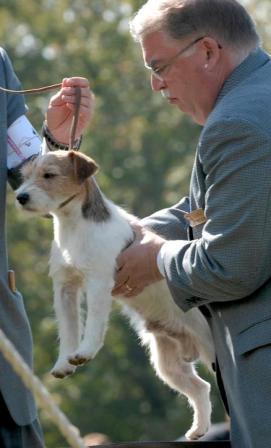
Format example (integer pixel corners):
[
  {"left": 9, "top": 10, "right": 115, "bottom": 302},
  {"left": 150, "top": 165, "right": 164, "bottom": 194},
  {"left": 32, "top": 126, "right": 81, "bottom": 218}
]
[{"left": 175, "top": 104, "right": 201, "bottom": 124}]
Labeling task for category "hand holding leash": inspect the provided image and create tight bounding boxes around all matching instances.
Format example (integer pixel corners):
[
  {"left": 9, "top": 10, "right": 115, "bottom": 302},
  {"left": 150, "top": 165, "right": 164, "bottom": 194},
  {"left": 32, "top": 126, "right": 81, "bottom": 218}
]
[
  {"left": 0, "top": 77, "right": 94, "bottom": 150},
  {"left": 112, "top": 225, "right": 165, "bottom": 297},
  {"left": 46, "top": 77, "right": 95, "bottom": 145}
]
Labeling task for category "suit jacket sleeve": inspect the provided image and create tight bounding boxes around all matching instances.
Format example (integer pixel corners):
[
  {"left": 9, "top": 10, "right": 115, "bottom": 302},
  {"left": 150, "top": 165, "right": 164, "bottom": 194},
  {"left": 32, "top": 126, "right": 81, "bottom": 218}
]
[
  {"left": 0, "top": 48, "right": 28, "bottom": 190},
  {"left": 141, "top": 196, "right": 190, "bottom": 240},
  {"left": 0, "top": 49, "right": 27, "bottom": 126},
  {"left": 159, "top": 118, "right": 271, "bottom": 311}
]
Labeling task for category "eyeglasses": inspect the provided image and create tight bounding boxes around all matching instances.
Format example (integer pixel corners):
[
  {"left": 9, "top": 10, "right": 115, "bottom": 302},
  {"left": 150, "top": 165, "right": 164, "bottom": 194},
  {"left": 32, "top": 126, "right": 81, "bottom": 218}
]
[{"left": 146, "top": 36, "right": 216, "bottom": 81}]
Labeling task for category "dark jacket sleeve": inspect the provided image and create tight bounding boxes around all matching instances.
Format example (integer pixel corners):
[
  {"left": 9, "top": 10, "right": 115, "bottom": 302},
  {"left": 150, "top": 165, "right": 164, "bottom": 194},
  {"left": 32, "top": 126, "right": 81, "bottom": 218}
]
[
  {"left": 162, "top": 118, "right": 271, "bottom": 311},
  {"left": 0, "top": 48, "right": 28, "bottom": 189},
  {"left": 141, "top": 196, "right": 190, "bottom": 240}
]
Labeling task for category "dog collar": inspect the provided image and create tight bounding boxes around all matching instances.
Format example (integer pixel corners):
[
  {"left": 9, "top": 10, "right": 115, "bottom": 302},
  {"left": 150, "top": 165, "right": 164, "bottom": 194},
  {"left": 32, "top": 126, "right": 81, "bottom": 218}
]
[{"left": 58, "top": 193, "right": 79, "bottom": 210}]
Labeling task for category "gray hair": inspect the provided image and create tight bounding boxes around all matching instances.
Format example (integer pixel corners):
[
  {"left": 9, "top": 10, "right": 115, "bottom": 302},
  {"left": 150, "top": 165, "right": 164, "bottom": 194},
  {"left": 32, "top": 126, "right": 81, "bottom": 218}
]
[{"left": 130, "top": 0, "right": 260, "bottom": 53}]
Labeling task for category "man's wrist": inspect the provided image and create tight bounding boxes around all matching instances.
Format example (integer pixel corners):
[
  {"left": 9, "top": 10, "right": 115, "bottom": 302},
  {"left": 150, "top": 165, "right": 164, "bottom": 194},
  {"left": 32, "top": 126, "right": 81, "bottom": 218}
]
[{"left": 42, "top": 121, "right": 82, "bottom": 151}]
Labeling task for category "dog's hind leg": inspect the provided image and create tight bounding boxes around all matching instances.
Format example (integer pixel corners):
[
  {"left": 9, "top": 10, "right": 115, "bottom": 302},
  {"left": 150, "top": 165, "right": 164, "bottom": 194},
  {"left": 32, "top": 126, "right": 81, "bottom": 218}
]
[
  {"left": 148, "top": 331, "right": 211, "bottom": 440},
  {"left": 51, "top": 275, "right": 83, "bottom": 378},
  {"left": 68, "top": 280, "right": 113, "bottom": 366}
]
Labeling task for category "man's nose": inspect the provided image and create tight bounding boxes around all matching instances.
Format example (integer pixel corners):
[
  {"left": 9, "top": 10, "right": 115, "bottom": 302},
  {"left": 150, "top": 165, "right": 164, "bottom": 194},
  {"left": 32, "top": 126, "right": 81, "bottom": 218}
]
[{"left": 16, "top": 192, "right": 30, "bottom": 205}]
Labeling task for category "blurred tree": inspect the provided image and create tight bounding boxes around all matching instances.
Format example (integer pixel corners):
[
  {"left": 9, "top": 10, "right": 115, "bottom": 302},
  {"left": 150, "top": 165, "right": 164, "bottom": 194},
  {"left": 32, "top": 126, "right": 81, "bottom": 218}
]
[{"left": 1, "top": 0, "right": 270, "bottom": 446}]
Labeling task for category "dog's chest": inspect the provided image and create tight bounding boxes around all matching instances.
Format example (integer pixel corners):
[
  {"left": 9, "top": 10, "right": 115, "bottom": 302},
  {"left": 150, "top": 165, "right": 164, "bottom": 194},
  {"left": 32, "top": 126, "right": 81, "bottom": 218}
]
[
  {"left": 50, "top": 218, "right": 126, "bottom": 277},
  {"left": 52, "top": 238, "right": 109, "bottom": 273}
]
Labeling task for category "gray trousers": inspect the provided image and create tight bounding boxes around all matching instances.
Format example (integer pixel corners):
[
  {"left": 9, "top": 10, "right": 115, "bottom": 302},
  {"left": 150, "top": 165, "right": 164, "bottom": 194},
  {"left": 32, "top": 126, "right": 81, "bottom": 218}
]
[{"left": 0, "top": 393, "right": 44, "bottom": 448}]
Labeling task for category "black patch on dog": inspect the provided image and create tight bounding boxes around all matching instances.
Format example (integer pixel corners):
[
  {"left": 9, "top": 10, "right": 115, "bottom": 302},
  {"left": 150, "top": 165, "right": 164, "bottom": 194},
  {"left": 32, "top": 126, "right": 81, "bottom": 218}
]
[{"left": 82, "top": 179, "right": 110, "bottom": 222}]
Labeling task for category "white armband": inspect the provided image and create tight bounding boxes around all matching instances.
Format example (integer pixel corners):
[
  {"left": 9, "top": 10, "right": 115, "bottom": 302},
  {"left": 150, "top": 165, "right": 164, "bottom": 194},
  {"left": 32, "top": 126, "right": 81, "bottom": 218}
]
[{"left": 7, "top": 115, "right": 42, "bottom": 169}]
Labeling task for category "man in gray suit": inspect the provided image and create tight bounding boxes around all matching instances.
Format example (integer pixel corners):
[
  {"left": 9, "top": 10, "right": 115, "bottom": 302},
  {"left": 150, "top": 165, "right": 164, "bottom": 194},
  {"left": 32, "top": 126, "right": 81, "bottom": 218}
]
[
  {"left": 0, "top": 47, "right": 93, "bottom": 447},
  {"left": 112, "top": 1, "right": 271, "bottom": 447}
]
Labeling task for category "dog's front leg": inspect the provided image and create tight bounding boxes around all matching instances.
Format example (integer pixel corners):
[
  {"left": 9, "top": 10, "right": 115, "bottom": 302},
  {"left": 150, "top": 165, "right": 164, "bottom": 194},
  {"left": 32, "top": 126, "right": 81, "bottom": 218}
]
[
  {"left": 51, "top": 275, "right": 83, "bottom": 378},
  {"left": 68, "top": 279, "right": 113, "bottom": 366}
]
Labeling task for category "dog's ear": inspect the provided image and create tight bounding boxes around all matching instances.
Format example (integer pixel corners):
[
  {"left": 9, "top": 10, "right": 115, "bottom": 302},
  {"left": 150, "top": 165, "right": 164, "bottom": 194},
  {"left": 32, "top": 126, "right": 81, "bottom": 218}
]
[{"left": 68, "top": 151, "right": 99, "bottom": 183}]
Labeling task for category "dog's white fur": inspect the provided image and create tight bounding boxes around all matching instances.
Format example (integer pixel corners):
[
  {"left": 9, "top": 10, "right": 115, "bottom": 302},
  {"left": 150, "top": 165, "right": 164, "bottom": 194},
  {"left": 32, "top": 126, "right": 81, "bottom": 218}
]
[{"left": 16, "top": 150, "right": 215, "bottom": 440}]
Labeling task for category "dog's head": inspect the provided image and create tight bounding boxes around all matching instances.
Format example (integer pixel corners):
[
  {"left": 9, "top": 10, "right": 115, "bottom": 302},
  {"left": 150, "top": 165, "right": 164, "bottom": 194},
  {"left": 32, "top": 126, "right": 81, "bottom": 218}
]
[{"left": 16, "top": 150, "right": 98, "bottom": 215}]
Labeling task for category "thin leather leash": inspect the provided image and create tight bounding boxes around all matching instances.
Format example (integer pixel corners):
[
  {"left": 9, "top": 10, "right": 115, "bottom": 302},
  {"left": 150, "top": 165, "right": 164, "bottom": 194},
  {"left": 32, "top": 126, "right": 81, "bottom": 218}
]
[
  {"left": 0, "top": 83, "right": 81, "bottom": 150},
  {"left": 94, "top": 443, "right": 231, "bottom": 447}
]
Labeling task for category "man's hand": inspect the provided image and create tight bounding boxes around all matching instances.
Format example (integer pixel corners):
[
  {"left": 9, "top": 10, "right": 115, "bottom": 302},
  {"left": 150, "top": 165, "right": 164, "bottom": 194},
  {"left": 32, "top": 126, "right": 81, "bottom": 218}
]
[
  {"left": 112, "top": 225, "right": 165, "bottom": 298},
  {"left": 46, "top": 77, "right": 95, "bottom": 144}
]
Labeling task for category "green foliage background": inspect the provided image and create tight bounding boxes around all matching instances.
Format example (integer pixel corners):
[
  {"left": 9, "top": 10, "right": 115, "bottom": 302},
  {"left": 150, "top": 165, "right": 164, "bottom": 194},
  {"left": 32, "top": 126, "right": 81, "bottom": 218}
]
[{"left": 0, "top": 0, "right": 270, "bottom": 446}]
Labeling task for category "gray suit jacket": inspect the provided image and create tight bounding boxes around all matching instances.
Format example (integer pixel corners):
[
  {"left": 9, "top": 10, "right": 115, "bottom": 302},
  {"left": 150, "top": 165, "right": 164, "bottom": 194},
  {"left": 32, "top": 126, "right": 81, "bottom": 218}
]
[
  {"left": 0, "top": 48, "right": 37, "bottom": 425},
  {"left": 145, "top": 48, "right": 271, "bottom": 448}
]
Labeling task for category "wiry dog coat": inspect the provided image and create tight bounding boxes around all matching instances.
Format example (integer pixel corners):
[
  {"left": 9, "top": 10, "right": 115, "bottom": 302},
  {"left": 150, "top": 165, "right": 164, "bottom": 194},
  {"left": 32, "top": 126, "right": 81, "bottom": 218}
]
[{"left": 16, "top": 150, "right": 215, "bottom": 440}]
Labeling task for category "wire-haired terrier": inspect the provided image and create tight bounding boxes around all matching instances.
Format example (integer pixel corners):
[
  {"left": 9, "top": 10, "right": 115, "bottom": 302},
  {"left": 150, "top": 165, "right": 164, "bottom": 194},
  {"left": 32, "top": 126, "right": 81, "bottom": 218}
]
[{"left": 16, "top": 149, "right": 214, "bottom": 440}]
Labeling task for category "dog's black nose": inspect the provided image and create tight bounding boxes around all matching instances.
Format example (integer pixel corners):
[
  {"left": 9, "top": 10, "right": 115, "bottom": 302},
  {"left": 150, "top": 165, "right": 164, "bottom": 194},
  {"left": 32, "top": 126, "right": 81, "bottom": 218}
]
[{"left": 16, "top": 193, "right": 30, "bottom": 205}]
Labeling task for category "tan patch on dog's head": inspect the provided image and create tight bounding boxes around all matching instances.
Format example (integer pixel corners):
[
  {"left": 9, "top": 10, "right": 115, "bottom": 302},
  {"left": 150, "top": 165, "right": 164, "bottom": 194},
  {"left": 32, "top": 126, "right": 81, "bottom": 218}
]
[
  {"left": 17, "top": 150, "right": 99, "bottom": 214},
  {"left": 21, "top": 150, "right": 98, "bottom": 195}
]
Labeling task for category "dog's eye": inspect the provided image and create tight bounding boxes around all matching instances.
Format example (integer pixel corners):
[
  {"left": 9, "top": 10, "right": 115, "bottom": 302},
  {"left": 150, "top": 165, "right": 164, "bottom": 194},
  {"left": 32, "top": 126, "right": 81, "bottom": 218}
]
[{"left": 43, "top": 173, "right": 56, "bottom": 179}]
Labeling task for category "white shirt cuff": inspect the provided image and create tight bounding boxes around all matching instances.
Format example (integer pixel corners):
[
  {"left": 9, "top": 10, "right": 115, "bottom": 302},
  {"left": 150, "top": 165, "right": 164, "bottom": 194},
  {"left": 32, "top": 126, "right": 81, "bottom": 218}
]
[
  {"left": 7, "top": 115, "right": 41, "bottom": 169},
  {"left": 156, "top": 243, "right": 166, "bottom": 277}
]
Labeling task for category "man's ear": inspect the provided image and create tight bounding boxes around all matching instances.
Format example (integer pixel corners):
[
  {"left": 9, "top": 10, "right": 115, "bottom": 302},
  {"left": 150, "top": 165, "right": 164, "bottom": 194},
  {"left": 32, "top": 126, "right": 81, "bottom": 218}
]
[{"left": 68, "top": 150, "right": 99, "bottom": 183}]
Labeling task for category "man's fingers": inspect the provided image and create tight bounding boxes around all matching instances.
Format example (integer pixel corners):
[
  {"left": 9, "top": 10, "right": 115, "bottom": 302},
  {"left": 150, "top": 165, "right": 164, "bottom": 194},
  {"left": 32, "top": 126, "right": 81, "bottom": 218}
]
[
  {"left": 112, "top": 281, "right": 129, "bottom": 296},
  {"left": 124, "top": 286, "right": 144, "bottom": 298},
  {"left": 62, "top": 77, "right": 90, "bottom": 88},
  {"left": 112, "top": 264, "right": 129, "bottom": 295},
  {"left": 59, "top": 88, "right": 93, "bottom": 104},
  {"left": 112, "top": 282, "right": 141, "bottom": 297},
  {"left": 61, "top": 85, "right": 92, "bottom": 96},
  {"left": 112, "top": 244, "right": 141, "bottom": 295}
]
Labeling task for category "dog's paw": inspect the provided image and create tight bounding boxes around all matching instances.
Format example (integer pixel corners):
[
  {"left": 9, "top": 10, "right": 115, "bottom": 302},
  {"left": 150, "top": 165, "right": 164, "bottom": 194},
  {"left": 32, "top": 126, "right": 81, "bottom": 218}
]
[
  {"left": 68, "top": 351, "right": 93, "bottom": 366},
  {"left": 185, "top": 420, "right": 210, "bottom": 441},
  {"left": 51, "top": 360, "right": 77, "bottom": 379}
]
